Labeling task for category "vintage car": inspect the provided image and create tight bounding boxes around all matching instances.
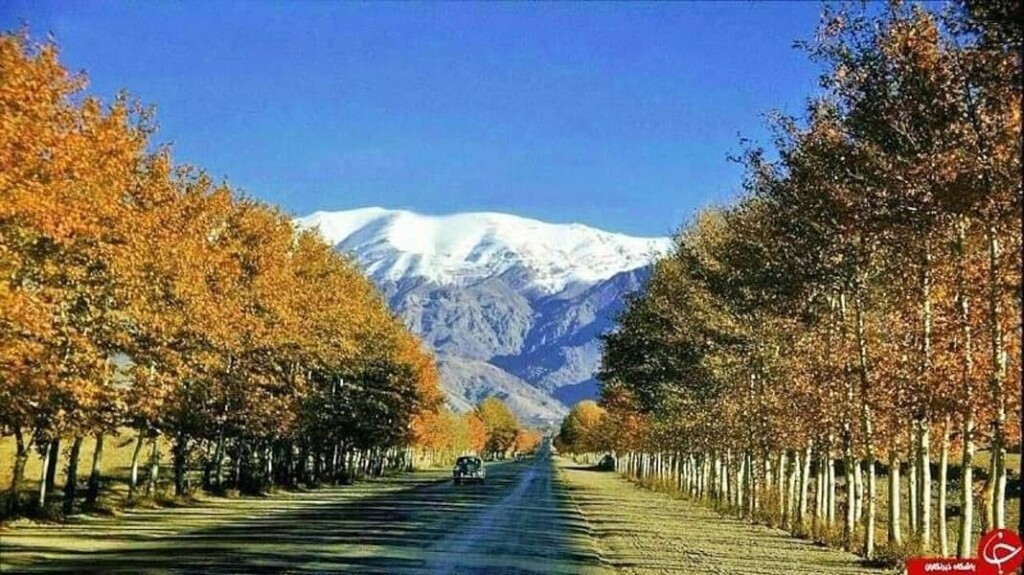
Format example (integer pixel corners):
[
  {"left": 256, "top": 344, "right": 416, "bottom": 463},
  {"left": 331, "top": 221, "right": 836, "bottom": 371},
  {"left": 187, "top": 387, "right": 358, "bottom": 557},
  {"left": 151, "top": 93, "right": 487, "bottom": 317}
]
[{"left": 452, "top": 455, "right": 486, "bottom": 485}]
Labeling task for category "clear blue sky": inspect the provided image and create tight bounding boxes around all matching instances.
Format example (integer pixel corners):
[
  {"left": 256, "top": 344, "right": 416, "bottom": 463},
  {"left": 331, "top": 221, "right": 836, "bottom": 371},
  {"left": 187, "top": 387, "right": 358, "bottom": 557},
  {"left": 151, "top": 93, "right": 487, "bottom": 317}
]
[{"left": 2, "top": 1, "right": 826, "bottom": 237}]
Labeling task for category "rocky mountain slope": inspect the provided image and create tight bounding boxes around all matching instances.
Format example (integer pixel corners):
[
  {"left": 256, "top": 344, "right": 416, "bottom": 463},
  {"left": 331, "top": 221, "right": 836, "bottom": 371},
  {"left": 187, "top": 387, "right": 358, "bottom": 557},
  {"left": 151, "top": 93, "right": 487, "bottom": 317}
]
[{"left": 295, "top": 208, "right": 670, "bottom": 424}]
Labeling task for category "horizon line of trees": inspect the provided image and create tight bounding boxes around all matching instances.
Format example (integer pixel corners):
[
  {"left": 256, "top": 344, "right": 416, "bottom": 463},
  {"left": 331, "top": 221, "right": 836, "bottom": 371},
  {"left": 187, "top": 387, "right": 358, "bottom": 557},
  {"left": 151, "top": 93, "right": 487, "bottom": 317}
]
[
  {"left": 0, "top": 31, "right": 458, "bottom": 517},
  {"left": 570, "top": 0, "right": 1020, "bottom": 564},
  {"left": 412, "top": 397, "right": 544, "bottom": 467}
]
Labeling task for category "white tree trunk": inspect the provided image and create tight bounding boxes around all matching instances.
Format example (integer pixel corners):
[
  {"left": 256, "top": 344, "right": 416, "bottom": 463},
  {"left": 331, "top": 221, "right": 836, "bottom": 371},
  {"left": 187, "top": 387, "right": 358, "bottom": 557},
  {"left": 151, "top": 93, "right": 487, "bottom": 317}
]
[
  {"left": 918, "top": 423, "right": 932, "bottom": 550},
  {"left": 888, "top": 451, "right": 902, "bottom": 546},
  {"left": 909, "top": 452, "right": 919, "bottom": 534},
  {"left": 938, "top": 419, "right": 950, "bottom": 556}
]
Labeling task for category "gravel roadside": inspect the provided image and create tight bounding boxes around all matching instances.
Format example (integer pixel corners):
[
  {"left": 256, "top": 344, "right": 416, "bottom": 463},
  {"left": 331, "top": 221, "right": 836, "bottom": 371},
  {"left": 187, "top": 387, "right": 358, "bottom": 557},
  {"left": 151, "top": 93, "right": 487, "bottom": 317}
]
[{"left": 556, "top": 459, "right": 892, "bottom": 575}]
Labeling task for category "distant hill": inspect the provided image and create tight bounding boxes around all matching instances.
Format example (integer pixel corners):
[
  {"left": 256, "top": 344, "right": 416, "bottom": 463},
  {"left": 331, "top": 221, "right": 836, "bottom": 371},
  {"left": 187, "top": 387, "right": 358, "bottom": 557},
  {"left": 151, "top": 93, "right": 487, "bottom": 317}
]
[{"left": 296, "top": 207, "right": 670, "bottom": 424}]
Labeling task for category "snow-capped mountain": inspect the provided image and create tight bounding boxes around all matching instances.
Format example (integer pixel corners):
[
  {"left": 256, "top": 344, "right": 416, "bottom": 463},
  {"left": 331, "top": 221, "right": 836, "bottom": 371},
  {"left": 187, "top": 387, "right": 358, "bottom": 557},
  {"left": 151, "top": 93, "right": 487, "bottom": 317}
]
[
  {"left": 296, "top": 207, "right": 672, "bottom": 424},
  {"left": 296, "top": 208, "right": 670, "bottom": 295}
]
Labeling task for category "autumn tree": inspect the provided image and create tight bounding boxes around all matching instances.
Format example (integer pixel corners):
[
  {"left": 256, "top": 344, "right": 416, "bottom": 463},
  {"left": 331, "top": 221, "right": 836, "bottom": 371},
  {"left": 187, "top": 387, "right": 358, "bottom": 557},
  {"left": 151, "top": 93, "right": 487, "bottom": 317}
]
[
  {"left": 0, "top": 31, "right": 443, "bottom": 515},
  {"left": 475, "top": 397, "right": 519, "bottom": 457},
  {"left": 595, "top": 0, "right": 1020, "bottom": 565}
]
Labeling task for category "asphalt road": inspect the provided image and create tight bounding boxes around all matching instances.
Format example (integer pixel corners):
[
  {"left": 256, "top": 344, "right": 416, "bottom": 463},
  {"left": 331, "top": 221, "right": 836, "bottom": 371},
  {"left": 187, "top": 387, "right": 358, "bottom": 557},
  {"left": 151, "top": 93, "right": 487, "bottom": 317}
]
[{"left": 0, "top": 455, "right": 607, "bottom": 575}]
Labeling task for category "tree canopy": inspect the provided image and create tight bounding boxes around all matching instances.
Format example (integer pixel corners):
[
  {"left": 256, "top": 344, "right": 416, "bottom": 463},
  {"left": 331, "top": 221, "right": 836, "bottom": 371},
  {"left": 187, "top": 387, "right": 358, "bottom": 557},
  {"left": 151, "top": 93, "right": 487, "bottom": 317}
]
[
  {"left": 592, "top": 1, "right": 1020, "bottom": 563},
  {"left": 0, "top": 32, "right": 447, "bottom": 513}
]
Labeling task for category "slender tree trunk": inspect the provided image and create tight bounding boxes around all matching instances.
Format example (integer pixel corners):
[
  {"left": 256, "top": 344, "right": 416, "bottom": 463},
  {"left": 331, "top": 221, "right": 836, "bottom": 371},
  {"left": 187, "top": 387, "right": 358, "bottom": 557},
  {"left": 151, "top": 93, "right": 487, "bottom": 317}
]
[
  {"left": 742, "top": 451, "right": 753, "bottom": 517},
  {"left": 736, "top": 453, "right": 746, "bottom": 511},
  {"left": 985, "top": 222, "right": 1008, "bottom": 530},
  {"left": 44, "top": 438, "right": 60, "bottom": 495},
  {"left": 918, "top": 423, "right": 932, "bottom": 550},
  {"left": 954, "top": 218, "right": 976, "bottom": 559},
  {"left": 821, "top": 298, "right": 839, "bottom": 535},
  {"left": 839, "top": 291, "right": 856, "bottom": 546},
  {"left": 938, "top": 418, "right": 950, "bottom": 556},
  {"left": 786, "top": 450, "right": 798, "bottom": 530},
  {"left": 983, "top": 454, "right": 996, "bottom": 533},
  {"left": 213, "top": 428, "right": 226, "bottom": 490},
  {"left": 724, "top": 451, "right": 733, "bottom": 505},
  {"left": 128, "top": 431, "right": 145, "bottom": 502},
  {"left": 827, "top": 443, "right": 837, "bottom": 525},
  {"left": 814, "top": 447, "right": 825, "bottom": 533},
  {"left": 234, "top": 443, "right": 244, "bottom": 487},
  {"left": 724, "top": 453, "right": 731, "bottom": 506},
  {"left": 62, "top": 437, "right": 84, "bottom": 515},
  {"left": 702, "top": 454, "right": 712, "bottom": 500},
  {"left": 298, "top": 444, "right": 308, "bottom": 485},
  {"left": 865, "top": 457, "right": 877, "bottom": 559},
  {"left": 173, "top": 432, "right": 188, "bottom": 497},
  {"left": 146, "top": 435, "right": 160, "bottom": 497},
  {"left": 752, "top": 453, "right": 761, "bottom": 514},
  {"left": 778, "top": 451, "right": 787, "bottom": 525},
  {"left": 7, "top": 427, "right": 28, "bottom": 515},
  {"left": 854, "top": 287, "right": 876, "bottom": 559},
  {"left": 953, "top": 424, "right": 978, "bottom": 558},
  {"left": 265, "top": 445, "right": 274, "bottom": 491},
  {"left": 284, "top": 442, "right": 295, "bottom": 486},
  {"left": 799, "top": 445, "right": 811, "bottom": 528},
  {"left": 854, "top": 461, "right": 864, "bottom": 523},
  {"left": 708, "top": 453, "right": 716, "bottom": 500},
  {"left": 889, "top": 449, "right": 902, "bottom": 546},
  {"left": 694, "top": 454, "right": 701, "bottom": 496},
  {"left": 85, "top": 433, "right": 105, "bottom": 507},
  {"left": 917, "top": 237, "right": 934, "bottom": 550},
  {"left": 695, "top": 454, "right": 702, "bottom": 497},
  {"left": 37, "top": 439, "right": 52, "bottom": 508},
  {"left": 718, "top": 453, "right": 725, "bottom": 502},
  {"left": 844, "top": 451, "right": 856, "bottom": 543},
  {"left": 909, "top": 447, "right": 919, "bottom": 535}
]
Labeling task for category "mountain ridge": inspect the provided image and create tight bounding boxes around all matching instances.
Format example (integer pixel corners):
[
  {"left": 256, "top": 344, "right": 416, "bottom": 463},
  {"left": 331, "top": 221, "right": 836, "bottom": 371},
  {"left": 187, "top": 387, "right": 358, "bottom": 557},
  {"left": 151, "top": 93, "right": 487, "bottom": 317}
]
[
  {"left": 296, "top": 207, "right": 670, "bottom": 294},
  {"left": 296, "top": 207, "right": 670, "bottom": 424}
]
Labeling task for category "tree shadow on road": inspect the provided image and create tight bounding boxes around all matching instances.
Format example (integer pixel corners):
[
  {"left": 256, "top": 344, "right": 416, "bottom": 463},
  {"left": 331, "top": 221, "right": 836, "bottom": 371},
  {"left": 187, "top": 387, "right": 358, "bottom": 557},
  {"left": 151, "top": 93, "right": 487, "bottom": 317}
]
[{"left": 1, "top": 462, "right": 605, "bottom": 575}]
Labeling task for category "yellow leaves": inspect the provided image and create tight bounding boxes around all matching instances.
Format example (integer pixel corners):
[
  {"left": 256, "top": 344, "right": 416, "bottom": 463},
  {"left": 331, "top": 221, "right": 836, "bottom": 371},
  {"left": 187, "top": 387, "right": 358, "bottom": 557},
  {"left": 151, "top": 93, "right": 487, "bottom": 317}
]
[
  {"left": 466, "top": 411, "right": 488, "bottom": 453},
  {"left": 473, "top": 397, "right": 520, "bottom": 454},
  {"left": 1, "top": 32, "right": 441, "bottom": 455},
  {"left": 558, "top": 400, "right": 607, "bottom": 453},
  {"left": 596, "top": 2, "right": 1022, "bottom": 464},
  {"left": 513, "top": 428, "right": 543, "bottom": 453}
]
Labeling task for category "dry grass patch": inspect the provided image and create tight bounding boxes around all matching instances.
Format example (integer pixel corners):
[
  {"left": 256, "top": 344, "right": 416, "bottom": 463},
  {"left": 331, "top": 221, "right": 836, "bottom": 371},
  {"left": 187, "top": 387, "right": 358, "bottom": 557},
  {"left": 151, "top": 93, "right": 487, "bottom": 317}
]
[{"left": 557, "top": 459, "right": 893, "bottom": 575}]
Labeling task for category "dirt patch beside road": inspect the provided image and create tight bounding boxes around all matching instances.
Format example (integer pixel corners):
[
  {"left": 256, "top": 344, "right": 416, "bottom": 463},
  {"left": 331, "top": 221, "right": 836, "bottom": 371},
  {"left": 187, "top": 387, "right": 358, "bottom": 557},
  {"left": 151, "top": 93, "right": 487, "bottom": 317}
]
[{"left": 557, "top": 459, "right": 891, "bottom": 575}]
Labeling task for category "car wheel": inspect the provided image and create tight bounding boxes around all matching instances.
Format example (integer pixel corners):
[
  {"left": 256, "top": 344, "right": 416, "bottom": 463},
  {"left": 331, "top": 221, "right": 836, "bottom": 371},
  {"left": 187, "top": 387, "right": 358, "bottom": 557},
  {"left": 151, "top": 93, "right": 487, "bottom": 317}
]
[{"left": 454, "top": 478, "right": 461, "bottom": 485}]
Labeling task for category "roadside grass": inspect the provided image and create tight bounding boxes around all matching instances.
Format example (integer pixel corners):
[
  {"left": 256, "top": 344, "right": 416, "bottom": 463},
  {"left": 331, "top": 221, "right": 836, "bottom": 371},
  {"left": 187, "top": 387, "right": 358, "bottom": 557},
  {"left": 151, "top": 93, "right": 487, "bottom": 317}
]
[
  {"left": 607, "top": 452, "right": 1020, "bottom": 569},
  {"left": 0, "top": 430, "right": 174, "bottom": 491},
  {"left": 0, "top": 431, "right": 178, "bottom": 523},
  {"left": 1, "top": 459, "right": 605, "bottom": 575},
  {"left": 557, "top": 459, "right": 886, "bottom": 574},
  {"left": 0, "top": 430, "right": 412, "bottom": 523},
  {"left": 0, "top": 469, "right": 452, "bottom": 573}
]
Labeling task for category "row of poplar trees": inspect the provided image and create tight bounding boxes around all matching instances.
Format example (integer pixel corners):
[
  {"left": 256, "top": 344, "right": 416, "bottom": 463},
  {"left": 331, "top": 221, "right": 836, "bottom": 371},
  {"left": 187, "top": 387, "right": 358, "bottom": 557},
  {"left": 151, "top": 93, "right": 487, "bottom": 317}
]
[
  {"left": 0, "top": 33, "right": 446, "bottom": 516},
  {"left": 593, "top": 0, "right": 1021, "bottom": 563},
  {"left": 412, "top": 397, "right": 543, "bottom": 466}
]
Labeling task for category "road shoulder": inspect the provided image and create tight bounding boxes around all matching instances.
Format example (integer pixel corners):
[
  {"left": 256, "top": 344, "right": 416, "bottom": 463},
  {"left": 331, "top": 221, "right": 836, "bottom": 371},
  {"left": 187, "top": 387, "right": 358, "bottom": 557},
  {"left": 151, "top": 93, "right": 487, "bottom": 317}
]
[{"left": 556, "top": 458, "right": 887, "bottom": 575}]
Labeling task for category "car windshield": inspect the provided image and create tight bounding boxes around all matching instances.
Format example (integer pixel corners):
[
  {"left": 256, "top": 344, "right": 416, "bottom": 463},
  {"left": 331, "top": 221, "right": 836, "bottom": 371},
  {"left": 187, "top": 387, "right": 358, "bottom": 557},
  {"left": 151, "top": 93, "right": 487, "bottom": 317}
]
[{"left": 456, "top": 458, "right": 480, "bottom": 470}]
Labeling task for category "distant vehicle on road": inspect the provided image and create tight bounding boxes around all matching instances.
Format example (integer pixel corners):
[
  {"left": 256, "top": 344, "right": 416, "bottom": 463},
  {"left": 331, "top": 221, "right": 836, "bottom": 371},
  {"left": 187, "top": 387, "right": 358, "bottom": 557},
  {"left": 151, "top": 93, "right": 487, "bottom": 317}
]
[{"left": 453, "top": 456, "right": 486, "bottom": 485}]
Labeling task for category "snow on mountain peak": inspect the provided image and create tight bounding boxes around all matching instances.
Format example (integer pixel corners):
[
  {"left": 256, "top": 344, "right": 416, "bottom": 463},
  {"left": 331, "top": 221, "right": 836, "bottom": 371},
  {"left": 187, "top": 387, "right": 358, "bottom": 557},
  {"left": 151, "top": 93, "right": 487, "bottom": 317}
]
[{"left": 295, "top": 207, "right": 673, "bottom": 293}]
